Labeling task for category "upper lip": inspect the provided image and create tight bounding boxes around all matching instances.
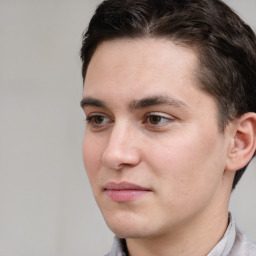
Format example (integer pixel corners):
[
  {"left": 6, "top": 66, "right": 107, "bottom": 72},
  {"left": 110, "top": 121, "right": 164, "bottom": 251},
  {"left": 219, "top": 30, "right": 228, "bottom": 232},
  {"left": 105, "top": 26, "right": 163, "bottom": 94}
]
[{"left": 104, "top": 182, "right": 150, "bottom": 191}]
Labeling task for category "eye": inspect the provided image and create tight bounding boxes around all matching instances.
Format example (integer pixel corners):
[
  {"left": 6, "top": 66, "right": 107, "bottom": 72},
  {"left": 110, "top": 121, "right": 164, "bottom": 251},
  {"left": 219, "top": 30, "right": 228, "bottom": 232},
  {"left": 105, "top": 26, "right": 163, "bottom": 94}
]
[
  {"left": 145, "top": 113, "right": 174, "bottom": 126},
  {"left": 91, "top": 115, "right": 105, "bottom": 124},
  {"left": 86, "top": 114, "right": 111, "bottom": 127},
  {"left": 147, "top": 115, "right": 165, "bottom": 125}
]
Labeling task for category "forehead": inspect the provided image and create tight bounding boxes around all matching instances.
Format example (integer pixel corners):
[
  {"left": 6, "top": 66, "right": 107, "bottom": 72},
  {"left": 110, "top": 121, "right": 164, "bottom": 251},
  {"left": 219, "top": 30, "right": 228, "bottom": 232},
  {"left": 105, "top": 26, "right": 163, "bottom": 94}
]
[
  {"left": 87, "top": 38, "right": 198, "bottom": 77},
  {"left": 83, "top": 38, "right": 218, "bottom": 117},
  {"left": 85, "top": 39, "right": 198, "bottom": 92}
]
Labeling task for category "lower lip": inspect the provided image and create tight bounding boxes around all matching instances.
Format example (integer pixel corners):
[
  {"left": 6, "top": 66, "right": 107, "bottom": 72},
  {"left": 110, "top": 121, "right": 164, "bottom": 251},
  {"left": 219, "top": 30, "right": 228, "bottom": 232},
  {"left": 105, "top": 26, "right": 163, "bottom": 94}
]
[{"left": 105, "top": 190, "right": 149, "bottom": 202}]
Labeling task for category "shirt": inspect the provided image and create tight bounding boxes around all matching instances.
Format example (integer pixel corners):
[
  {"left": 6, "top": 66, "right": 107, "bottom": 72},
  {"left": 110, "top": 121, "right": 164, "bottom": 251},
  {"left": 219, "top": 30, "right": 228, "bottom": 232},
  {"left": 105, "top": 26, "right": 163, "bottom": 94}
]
[{"left": 104, "top": 215, "right": 256, "bottom": 256}]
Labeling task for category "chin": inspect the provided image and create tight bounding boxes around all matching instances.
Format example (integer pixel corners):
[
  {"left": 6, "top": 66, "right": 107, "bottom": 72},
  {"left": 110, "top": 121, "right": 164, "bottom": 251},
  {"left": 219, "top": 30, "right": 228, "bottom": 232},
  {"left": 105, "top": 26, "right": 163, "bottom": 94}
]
[
  {"left": 103, "top": 211, "right": 151, "bottom": 238},
  {"left": 109, "top": 224, "right": 148, "bottom": 239}
]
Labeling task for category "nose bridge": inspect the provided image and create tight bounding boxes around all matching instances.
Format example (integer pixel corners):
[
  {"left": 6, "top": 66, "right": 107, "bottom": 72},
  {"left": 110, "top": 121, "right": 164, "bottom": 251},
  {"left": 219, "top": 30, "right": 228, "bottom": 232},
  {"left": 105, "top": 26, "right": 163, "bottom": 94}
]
[
  {"left": 102, "top": 119, "right": 140, "bottom": 169},
  {"left": 111, "top": 120, "right": 132, "bottom": 146}
]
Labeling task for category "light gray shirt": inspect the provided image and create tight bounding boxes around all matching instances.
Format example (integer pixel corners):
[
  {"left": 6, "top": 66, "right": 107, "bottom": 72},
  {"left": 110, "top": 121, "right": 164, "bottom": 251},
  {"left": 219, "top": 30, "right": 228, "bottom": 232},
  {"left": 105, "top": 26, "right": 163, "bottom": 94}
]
[{"left": 104, "top": 215, "right": 256, "bottom": 256}]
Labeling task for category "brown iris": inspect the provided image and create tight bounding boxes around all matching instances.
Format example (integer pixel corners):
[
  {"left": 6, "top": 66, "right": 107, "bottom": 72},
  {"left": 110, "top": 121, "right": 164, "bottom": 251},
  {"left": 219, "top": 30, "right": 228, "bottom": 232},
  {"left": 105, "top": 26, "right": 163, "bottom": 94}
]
[
  {"left": 93, "top": 116, "right": 105, "bottom": 124},
  {"left": 148, "top": 115, "right": 162, "bottom": 125}
]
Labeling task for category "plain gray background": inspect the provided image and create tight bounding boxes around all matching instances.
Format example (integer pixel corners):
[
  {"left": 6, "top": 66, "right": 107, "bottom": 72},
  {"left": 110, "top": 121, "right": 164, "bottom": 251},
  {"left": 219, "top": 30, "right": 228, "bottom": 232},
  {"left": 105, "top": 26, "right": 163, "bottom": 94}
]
[{"left": 0, "top": 1, "right": 255, "bottom": 255}]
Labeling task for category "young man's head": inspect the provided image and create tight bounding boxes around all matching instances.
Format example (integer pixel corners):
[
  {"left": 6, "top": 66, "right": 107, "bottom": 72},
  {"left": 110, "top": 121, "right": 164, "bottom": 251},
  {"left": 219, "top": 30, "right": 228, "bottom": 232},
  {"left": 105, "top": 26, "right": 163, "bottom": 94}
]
[
  {"left": 81, "top": 0, "right": 256, "bottom": 190},
  {"left": 80, "top": 0, "right": 256, "bottom": 253}
]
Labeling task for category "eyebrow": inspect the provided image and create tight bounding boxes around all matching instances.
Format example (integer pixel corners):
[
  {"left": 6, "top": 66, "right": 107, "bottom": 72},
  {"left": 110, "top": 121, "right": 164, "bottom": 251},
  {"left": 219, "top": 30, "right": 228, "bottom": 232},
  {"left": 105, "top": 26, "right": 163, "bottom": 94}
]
[
  {"left": 129, "top": 95, "right": 188, "bottom": 109},
  {"left": 80, "top": 95, "right": 188, "bottom": 110},
  {"left": 80, "top": 97, "right": 107, "bottom": 108}
]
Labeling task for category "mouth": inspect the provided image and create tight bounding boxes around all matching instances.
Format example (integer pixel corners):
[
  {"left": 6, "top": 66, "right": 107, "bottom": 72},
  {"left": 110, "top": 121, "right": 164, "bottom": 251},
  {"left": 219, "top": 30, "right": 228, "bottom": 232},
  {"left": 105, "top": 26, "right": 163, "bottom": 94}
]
[{"left": 103, "top": 182, "right": 151, "bottom": 202}]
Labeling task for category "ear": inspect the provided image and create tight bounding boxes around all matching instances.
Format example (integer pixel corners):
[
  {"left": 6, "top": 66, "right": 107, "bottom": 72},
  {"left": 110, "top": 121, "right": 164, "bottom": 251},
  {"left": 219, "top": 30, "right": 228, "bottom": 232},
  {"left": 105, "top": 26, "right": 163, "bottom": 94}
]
[{"left": 225, "top": 112, "right": 256, "bottom": 172}]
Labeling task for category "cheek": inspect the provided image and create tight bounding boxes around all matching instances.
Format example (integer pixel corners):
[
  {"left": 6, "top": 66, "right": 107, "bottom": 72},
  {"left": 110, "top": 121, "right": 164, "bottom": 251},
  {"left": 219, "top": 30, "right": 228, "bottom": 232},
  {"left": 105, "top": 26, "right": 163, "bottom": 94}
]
[
  {"left": 146, "top": 129, "right": 225, "bottom": 194},
  {"left": 83, "top": 133, "right": 103, "bottom": 180}
]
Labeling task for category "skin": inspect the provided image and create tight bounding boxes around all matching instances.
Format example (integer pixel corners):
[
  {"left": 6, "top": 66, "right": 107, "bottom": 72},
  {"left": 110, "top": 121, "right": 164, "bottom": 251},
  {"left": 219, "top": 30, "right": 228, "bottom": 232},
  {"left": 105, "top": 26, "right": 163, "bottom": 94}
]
[{"left": 81, "top": 38, "right": 238, "bottom": 256}]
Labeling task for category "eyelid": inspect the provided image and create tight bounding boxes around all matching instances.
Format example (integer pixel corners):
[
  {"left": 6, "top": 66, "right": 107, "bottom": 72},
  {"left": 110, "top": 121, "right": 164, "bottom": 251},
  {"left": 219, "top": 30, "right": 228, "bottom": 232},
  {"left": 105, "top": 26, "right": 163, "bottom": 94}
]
[
  {"left": 86, "top": 112, "right": 107, "bottom": 118},
  {"left": 143, "top": 112, "right": 176, "bottom": 129},
  {"left": 86, "top": 111, "right": 111, "bottom": 118},
  {"left": 145, "top": 112, "right": 175, "bottom": 120}
]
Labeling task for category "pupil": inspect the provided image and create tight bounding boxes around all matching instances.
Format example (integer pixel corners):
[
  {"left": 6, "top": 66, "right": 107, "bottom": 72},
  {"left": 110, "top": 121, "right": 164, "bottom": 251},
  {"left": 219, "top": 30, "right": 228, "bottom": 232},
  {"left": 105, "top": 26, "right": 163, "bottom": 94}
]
[
  {"left": 150, "top": 116, "right": 161, "bottom": 124},
  {"left": 95, "top": 116, "right": 104, "bottom": 124}
]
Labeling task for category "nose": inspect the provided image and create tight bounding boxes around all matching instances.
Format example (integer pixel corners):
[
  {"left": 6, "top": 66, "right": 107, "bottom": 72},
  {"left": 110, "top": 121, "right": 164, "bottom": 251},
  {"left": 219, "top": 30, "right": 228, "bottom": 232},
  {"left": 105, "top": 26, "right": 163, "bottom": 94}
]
[{"left": 101, "top": 122, "right": 141, "bottom": 170}]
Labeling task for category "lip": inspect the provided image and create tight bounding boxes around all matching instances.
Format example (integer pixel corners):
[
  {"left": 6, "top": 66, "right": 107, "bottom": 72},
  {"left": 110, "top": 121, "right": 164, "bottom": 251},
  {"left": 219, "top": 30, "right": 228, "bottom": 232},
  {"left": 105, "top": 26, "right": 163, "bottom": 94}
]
[{"left": 104, "top": 182, "right": 151, "bottom": 202}]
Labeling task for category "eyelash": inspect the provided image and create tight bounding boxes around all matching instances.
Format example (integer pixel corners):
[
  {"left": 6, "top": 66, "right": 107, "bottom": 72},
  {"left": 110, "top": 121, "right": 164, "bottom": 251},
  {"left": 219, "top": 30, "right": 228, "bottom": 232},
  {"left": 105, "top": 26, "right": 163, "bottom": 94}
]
[
  {"left": 86, "top": 114, "right": 111, "bottom": 128},
  {"left": 85, "top": 113, "right": 174, "bottom": 130}
]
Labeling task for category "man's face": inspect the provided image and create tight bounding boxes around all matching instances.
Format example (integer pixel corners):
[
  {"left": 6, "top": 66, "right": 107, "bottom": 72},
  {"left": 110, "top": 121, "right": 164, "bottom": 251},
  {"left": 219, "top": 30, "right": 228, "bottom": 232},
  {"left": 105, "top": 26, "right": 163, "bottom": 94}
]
[{"left": 82, "top": 38, "right": 231, "bottom": 239}]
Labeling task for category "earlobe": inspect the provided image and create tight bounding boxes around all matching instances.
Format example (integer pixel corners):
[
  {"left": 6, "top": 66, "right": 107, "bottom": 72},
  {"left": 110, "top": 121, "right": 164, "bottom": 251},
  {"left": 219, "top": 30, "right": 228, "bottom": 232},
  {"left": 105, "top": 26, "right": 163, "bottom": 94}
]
[{"left": 225, "top": 112, "right": 256, "bottom": 172}]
